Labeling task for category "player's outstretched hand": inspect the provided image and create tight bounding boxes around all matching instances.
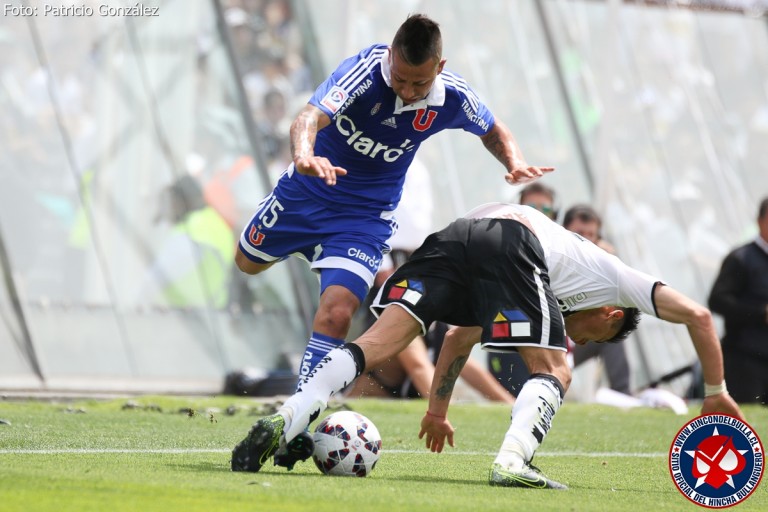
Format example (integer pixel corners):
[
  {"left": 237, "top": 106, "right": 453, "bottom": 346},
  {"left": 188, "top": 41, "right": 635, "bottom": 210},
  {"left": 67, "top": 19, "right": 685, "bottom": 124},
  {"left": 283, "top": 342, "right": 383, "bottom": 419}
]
[
  {"left": 701, "top": 393, "right": 745, "bottom": 421},
  {"left": 418, "top": 412, "right": 455, "bottom": 453},
  {"left": 504, "top": 165, "right": 555, "bottom": 185},
  {"left": 294, "top": 156, "right": 347, "bottom": 186}
]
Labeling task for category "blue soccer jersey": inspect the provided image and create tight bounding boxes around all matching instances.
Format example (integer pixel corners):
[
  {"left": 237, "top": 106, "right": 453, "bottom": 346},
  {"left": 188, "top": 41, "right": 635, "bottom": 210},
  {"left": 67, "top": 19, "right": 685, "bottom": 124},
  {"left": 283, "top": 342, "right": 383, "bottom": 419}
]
[
  {"left": 240, "top": 44, "right": 497, "bottom": 303},
  {"left": 300, "top": 44, "right": 495, "bottom": 212}
]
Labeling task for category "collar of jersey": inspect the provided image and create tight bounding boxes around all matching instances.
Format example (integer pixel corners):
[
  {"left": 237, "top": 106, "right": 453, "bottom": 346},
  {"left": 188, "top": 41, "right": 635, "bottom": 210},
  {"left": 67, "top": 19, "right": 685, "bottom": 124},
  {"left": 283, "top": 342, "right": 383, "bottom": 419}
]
[{"left": 381, "top": 47, "right": 446, "bottom": 114}]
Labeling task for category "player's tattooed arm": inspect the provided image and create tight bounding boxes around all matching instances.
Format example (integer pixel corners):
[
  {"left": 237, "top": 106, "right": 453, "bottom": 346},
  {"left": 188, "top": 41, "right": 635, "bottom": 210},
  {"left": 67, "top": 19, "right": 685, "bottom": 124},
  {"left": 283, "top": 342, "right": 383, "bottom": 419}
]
[
  {"left": 435, "top": 355, "right": 468, "bottom": 400},
  {"left": 290, "top": 104, "right": 346, "bottom": 185},
  {"left": 480, "top": 120, "right": 554, "bottom": 185},
  {"left": 427, "top": 326, "right": 481, "bottom": 417},
  {"left": 420, "top": 327, "right": 482, "bottom": 452},
  {"left": 290, "top": 104, "right": 326, "bottom": 160}
]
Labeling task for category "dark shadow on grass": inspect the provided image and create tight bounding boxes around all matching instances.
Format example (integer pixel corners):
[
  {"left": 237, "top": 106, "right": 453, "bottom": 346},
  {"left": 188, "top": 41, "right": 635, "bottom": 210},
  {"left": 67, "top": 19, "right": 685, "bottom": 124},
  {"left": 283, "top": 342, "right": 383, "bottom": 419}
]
[
  {"left": 373, "top": 474, "right": 486, "bottom": 487},
  {"left": 168, "top": 461, "right": 232, "bottom": 473},
  {"left": 250, "top": 469, "right": 486, "bottom": 487},
  {"left": 569, "top": 483, "right": 679, "bottom": 496},
  {"left": 168, "top": 463, "right": 485, "bottom": 488}
]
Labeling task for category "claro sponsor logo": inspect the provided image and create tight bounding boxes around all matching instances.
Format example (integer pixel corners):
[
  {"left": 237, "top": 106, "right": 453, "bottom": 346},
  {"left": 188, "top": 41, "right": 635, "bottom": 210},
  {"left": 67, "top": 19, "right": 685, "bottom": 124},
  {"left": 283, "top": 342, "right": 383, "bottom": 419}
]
[
  {"left": 335, "top": 115, "right": 414, "bottom": 162},
  {"left": 348, "top": 247, "right": 381, "bottom": 268}
]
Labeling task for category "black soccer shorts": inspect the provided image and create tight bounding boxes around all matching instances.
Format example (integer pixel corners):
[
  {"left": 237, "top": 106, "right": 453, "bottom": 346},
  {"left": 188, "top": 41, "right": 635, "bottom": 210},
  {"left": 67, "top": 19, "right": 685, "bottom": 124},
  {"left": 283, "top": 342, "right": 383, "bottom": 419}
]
[{"left": 370, "top": 217, "right": 566, "bottom": 351}]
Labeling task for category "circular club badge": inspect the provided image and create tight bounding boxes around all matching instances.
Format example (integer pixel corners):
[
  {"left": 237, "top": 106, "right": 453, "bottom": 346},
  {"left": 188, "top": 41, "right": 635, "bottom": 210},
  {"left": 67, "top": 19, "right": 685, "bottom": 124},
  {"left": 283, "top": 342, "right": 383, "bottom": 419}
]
[{"left": 669, "top": 414, "right": 763, "bottom": 508}]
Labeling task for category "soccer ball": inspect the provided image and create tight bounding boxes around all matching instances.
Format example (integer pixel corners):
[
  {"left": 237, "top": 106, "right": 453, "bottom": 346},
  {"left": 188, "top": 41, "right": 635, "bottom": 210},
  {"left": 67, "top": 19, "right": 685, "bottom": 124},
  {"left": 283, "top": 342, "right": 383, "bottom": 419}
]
[{"left": 312, "top": 410, "right": 382, "bottom": 477}]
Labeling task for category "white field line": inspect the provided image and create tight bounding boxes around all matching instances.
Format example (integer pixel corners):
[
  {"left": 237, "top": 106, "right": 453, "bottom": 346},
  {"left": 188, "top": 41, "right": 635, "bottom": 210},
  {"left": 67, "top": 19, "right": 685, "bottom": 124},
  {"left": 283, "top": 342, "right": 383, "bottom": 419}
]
[{"left": 0, "top": 448, "right": 666, "bottom": 457}]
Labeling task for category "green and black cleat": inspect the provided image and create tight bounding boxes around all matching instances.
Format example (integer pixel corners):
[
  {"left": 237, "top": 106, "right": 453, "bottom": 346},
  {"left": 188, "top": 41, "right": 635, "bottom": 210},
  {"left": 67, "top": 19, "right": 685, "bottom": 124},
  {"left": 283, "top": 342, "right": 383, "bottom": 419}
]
[
  {"left": 273, "top": 431, "right": 315, "bottom": 471},
  {"left": 231, "top": 414, "right": 285, "bottom": 472},
  {"left": 489, "top": 462, "right": 568, "bottom": 490}
]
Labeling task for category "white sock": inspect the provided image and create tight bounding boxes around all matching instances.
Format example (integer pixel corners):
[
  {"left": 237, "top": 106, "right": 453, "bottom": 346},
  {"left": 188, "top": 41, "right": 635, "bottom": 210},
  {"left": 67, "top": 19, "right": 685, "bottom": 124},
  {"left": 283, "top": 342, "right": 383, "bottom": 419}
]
[
  {"left": 494, "top": 375, "right": 563, "bottom": 470},
  {"left": 279, "top": 346, "right": 360, "bottom": 441}
]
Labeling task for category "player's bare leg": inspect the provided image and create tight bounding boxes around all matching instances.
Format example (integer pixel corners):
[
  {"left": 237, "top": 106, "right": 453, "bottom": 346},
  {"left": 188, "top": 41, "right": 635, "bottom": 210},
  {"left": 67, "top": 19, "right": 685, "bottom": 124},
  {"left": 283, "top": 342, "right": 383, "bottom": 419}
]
[{"left": 353, "top": 305, "right": 423, "bottom": 368}]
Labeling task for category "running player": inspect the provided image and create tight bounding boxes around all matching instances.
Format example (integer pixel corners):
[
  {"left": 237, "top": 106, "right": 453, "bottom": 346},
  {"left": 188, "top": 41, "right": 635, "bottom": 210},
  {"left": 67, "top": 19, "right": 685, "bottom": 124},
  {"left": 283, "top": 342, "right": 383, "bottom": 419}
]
[
  {"left": 235, "top": 14, "right": 552, "bottom": 468},
  {"left": 231, "top": 201, "right": 743, "bottom": 487}
]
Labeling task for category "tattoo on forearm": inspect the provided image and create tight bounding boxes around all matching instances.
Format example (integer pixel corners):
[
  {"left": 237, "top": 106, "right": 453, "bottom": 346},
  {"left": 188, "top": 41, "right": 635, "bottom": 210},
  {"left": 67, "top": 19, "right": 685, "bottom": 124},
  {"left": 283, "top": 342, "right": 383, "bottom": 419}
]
[
  {"left": 290, "top": 111, "right": 317, "bottom": 159},
  {"left": 482, "top": 131, "right": 505, "bottom": 162},
  {"left": 436, "top": 355, "right": 468, "bottom": 399},
  {"left": 482, "top": 128, "right": 518, "bottom": 169}
]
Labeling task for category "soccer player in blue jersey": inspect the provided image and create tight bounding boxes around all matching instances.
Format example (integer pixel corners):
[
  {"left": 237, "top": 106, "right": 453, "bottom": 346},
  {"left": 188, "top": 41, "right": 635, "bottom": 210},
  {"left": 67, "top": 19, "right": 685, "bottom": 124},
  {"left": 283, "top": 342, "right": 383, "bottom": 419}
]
[{"left": 233, "top": 14, "right": 552, "bottom": 470}]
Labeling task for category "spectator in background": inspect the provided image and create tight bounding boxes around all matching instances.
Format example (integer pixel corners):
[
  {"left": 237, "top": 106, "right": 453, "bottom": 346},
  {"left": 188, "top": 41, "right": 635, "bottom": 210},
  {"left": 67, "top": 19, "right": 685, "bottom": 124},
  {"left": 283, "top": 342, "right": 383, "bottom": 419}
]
[
  {"left": 256, "top": 87, "right": 289, "bottom": 163},
  {"left": 562, "top": 204, "right": 616, "bottom": 254},
  {"left": 516, "top": 182, "right": 558, "bottom": 221},
  {"left": 708, "top": 196, "right": 768, "bottom": 404},
  {"left": 137, "top": 175, "right": 235, "bottom": 308},
  {"left": 562, "top": 204, "right": 631, "bottom": 396}
]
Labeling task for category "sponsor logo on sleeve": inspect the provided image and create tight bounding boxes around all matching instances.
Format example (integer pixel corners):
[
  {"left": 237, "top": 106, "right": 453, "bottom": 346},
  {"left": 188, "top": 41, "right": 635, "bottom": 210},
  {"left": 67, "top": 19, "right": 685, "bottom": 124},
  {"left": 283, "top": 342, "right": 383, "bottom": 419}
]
[{"left": 321, "top": 86, "right": 349, "bottom": 114}]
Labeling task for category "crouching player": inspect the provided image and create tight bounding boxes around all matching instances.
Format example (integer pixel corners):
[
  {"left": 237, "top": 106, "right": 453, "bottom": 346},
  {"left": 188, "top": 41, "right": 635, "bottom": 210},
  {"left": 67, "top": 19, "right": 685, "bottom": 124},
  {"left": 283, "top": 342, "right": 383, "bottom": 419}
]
[{"left": 230, "top": 202, "right": 743, "bottom": 489}]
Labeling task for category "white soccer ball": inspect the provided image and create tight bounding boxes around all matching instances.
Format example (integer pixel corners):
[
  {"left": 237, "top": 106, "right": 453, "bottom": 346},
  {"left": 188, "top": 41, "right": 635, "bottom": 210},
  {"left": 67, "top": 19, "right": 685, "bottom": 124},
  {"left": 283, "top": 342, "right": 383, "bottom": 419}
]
[{"left": 312, "top": 410, "right": 382, "bottom": 477}]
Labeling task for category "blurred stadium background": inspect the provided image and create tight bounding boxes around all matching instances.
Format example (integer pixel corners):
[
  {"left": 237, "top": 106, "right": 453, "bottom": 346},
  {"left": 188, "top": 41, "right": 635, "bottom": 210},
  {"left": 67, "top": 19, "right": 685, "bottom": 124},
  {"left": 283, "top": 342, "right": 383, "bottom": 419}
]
[{"left": 0, "top": 0, "right": 766, "bottom": 398}]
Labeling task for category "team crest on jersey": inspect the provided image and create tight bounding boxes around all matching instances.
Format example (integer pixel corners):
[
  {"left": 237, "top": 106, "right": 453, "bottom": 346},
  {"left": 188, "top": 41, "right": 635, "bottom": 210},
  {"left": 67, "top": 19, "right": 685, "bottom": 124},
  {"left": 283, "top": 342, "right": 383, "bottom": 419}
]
[
  {"left": 412, "top": 108, "right": 437, "bottom": 131},
  {"left": 669, "top": 414, "right": 763, "bottom": 508},
  {"left": 320, "top": 86, "right": 349, "bottom": 113},
  {"left": 386, "top": 279, "right": 423, "bottom": 305},
  {"left": 490, "top": 309, "right": 531, "bottom": 339},
  {"left": 370, "top": 102, "right": 382, "bottom": 115},
  {"left": 248, "top": 225, "right": 266, "bottom": 246}
]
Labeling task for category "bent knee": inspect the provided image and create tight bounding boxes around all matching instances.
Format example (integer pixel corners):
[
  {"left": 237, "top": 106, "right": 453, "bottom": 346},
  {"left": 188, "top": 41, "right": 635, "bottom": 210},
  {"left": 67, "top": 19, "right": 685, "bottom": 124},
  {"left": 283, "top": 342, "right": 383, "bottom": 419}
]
[
  {"left": 314, "top": 291, "right": 360, "bottom": 338},
  {"left": 235, "top": 250, "right": 272, "bottom": 275},
  {"left": 553, "top": 366, "right": 572, "bottom": 392},
  {"left": 521, "top": 348, "right": 572, "bottom": 392},
  {"left": 314, "top": 307, "right": 355, "bottom": 337},
  {"left": 534, "top": 365, "right": 571, "bottom": 392},
  {"left": 444, "top": 326, "right": 482, "bottom": 351}
]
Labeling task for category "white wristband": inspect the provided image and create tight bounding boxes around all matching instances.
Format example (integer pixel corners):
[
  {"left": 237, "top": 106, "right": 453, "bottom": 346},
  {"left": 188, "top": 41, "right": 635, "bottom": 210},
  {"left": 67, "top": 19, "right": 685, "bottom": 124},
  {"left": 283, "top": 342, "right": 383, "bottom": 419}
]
[{"left": 704, "top": 381, "right": 727, "bottom": 397}]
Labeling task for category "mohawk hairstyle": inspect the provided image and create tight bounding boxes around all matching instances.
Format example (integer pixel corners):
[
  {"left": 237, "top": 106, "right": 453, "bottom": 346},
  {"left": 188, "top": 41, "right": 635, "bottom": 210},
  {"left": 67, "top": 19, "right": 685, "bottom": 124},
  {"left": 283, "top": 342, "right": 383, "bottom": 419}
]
[{"left": 391, "top": 13, "right": 442, "bottom": 66}]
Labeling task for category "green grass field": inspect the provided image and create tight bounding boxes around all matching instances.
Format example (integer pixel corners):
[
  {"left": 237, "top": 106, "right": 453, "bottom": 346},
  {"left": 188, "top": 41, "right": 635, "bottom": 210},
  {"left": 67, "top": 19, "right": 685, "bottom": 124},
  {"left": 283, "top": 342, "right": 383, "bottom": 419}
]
[{"left": 0, "top": 396, "right": 766, "bottom": 512}]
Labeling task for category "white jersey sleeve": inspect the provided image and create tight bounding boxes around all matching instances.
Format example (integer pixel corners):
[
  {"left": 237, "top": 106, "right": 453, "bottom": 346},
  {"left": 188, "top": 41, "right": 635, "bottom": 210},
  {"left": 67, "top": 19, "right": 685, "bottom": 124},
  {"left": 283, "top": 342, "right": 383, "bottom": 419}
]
[{"left": 463, "top": 202, "right": 662, "bottom": 316}]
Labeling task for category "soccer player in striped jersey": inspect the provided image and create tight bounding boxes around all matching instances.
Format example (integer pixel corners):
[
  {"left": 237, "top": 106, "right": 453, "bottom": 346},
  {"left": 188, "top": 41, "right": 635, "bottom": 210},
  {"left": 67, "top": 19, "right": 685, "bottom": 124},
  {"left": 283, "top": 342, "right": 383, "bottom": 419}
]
[{"left": 234, "top": 14, "right": 552, "bottom": 470}]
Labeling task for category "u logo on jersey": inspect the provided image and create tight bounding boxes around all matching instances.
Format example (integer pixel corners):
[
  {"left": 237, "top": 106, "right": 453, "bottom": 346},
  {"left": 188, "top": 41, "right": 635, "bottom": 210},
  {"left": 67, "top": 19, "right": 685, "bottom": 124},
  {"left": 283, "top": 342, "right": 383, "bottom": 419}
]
[
  {"left": 249, "top": 225, "right": 266, "bottom": 246},
  {"left": 669, "top": 414, "right": 763, "bottom": 508},
  {"left": 412, "top": 109, "right": 437, "bottom": 132}
]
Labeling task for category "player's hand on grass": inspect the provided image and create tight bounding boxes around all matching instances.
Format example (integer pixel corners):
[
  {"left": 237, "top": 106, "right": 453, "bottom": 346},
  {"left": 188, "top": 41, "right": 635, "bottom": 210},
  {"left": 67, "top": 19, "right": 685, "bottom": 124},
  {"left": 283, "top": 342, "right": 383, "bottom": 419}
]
[
  {"left": 418, "top": 412, "right": 455, "bottom": 453},
  {"left": 504, "top": 165, "right": 555, "bottom": 185},
  {"left": 701, "top": 393, "right": 745, "bottom": 420},
  {"left": 294, "top": 156, "right": 347, "bottom": 186}
]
